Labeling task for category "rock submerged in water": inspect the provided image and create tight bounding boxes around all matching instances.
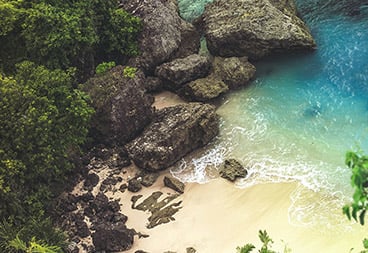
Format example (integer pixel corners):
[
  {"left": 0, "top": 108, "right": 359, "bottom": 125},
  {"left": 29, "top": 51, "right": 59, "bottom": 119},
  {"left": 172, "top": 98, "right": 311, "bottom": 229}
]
[
  {"left": 126, "top": 103, "right": 219, "bottom": 171},
  {"left": 203, "top": 0, "right": 316, "bottom": 59},
  {"left": 219, "top": 159, "right": 247, "bottom": 182}
]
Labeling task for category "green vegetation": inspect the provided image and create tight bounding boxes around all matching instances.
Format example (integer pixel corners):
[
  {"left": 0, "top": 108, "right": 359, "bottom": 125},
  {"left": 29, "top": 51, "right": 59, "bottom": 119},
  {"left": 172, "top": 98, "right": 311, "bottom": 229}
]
[
  {"left": 96, "top": 61, "right": 116, "bottom": 75},
  {"left": 343, "top": 151, "right": 368, "bottom": 225},
  {"left": 236, "top": 230, "right": 291, "bottom": 253},
  {"left": 0, "top": 0, "right": 141, "bottom": 79},
  {"left": 0, "top": 0, "right": 141, "bottom": 251},
  {"left": 123, "top": 66, "right": 138, "bottom": 78}
]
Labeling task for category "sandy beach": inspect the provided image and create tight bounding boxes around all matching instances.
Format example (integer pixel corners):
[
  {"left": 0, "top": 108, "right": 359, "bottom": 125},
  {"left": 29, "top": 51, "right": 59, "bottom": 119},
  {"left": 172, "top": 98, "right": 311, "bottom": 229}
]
[{"left": 117, "top": 178, "right": 366, "bottom": 253}]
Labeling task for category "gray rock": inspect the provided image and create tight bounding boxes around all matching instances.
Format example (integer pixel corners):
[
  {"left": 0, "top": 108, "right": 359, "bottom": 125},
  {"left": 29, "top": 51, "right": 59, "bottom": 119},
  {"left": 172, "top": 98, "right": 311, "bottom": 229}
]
[
  {"left": 219, "top": 159, "right": 247, "bottom": 182},
  {"left": 179, "top": 76, "right": 229, "bottom": 102},
  {"left": 126, "top": 103, "right": 219, "bottom": 171},
  {"left": 155, "top": 54, "right": 211, "bottom": 90},
  {"left": 82, "top": 66, "right": 154, "bottom": 145},
  {"left": 92, "top": 223, "right": 134, "bottom": 252},
  {"left": 121, "top": 0, "right": 182, "bottom": 74},
  {"left": 212, "top": 57, "right": 256, "bottom": 89},
  {"left": 203, "top": 0, "right": 316, "bottom": 59},
  {"left": 170, "top": 20, "right": 201, "bottom": 60},
  {"left": 139, "top": 172, "right": 160, "bottom": 187},
  {"left": 164, "top": 176, "right": 185, "bottom": 194}
]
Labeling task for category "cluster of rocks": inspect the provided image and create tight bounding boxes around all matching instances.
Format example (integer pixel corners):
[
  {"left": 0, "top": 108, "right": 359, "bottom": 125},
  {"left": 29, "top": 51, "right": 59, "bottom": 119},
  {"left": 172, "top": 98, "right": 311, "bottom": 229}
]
[{"left": 58, "top": 0, "right": 316, "bottom": 251}]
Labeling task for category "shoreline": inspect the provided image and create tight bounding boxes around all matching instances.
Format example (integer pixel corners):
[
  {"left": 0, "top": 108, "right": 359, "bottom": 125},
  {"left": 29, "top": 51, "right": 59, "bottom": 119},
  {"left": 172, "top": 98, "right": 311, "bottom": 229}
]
[{"left": 122, "top": 178, "right": 366, "bottom": 253}]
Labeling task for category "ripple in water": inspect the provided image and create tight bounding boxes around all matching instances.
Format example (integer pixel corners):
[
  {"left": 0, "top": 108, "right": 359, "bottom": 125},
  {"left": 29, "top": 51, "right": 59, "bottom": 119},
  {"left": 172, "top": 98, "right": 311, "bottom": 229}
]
[{"left": 174, "top": 0, "right": 368, "bottom": 230}]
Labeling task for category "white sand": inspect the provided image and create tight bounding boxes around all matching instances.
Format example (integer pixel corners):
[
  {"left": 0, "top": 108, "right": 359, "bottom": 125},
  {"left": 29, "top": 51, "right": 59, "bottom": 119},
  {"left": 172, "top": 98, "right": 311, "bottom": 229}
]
[{"left": 122, "top": 179, "right": 366, "bottom": 253}]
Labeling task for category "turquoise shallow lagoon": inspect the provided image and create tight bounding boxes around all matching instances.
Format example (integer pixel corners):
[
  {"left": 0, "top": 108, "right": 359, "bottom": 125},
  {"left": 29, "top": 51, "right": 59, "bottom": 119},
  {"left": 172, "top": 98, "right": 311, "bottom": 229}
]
[{"left": 173, "top": 0, "right": 368, "bottom": 230}]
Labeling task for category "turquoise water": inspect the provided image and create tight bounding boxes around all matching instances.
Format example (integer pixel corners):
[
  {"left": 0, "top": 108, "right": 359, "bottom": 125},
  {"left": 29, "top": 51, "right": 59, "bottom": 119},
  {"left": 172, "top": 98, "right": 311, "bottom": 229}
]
[{"left": 174, "top": 1, "right": 368, "bottom": 229}]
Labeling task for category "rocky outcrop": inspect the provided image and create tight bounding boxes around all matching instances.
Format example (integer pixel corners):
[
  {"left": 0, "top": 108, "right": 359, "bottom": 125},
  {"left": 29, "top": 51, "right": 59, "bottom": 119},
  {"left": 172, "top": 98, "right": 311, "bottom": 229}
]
[
  {"left": 82, "top": 66, "right": 154, "bottom": 145},
  {"left": 126, "top": 103, "right": 219, "bottom": 171},
  {"left": 219, "top": 159, "right": 247, "bottom": 182},
  {"left": 179, "top": 76, "right": 228, "bottom": 102},
  {"left": 155, "top": 54, "right": 211, "bottom": 91},
  {"left": 212, "top": 57, "right": 256, "bottom": 89},
  {"left": 203, "top": 0, "right": 316, "bottom": 59},
  {"left": 121, "top": 0, "right": 183, "bottom": 74}
]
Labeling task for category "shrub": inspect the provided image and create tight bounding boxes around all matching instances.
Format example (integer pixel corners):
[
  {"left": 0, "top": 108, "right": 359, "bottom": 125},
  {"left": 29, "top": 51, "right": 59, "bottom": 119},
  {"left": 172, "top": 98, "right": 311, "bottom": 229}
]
[{"left": 95, "top": 61, "right": 116, "bottom": 75}]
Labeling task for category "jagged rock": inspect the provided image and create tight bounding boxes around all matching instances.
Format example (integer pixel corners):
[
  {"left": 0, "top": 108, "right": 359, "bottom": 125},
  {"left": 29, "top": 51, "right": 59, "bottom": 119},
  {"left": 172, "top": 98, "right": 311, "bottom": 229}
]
[
  {"left": 78, "top": 192, "right": 94, "bottom": 203},
  {"left": 119, "top": 183, "right": 128, "bottom": 193},
  {"left": 170, "top": 20, "right": 201, "bottom": 60},
  {"left": 179, "top": 76, "right": 229, "bottom": 102},
  {"left": 92, "top": 222, "right": 134, "bottom": 252},
  {"left": 128, "top": 178, "right": 142, "bottom": 192},
  {"left": 82, "top": 66, "right": 154, "bottom": 145},
  {"left": 219, "top": 159, "right": 248, "bottom": 182},
  {"left": 121, "top": 0, "right": 182, "bottom": 74},
  {"left": 203, "top": 0, "right": 316, "bottom": 59},
  {"left": 126, "top": 103, "right": 219, "bottom": 171},
  {"left": 212, "top": 57, "right": 256, "bottom": 89},
  {"left": 155, "top": 54, "right": 211, "bottom": 90},
  {"left": 164, "top": 176, "right": 185, "bottom": 194},
  {"left": 57, "top": 194, "right": 78, "bottom": 213}
]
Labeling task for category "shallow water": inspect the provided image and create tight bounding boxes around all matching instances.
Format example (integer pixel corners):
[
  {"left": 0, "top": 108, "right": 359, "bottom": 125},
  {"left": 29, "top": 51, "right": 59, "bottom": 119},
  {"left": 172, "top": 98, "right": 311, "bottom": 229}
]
[{"left": 174, "top": 0, "right": 368, "bottom": 230}]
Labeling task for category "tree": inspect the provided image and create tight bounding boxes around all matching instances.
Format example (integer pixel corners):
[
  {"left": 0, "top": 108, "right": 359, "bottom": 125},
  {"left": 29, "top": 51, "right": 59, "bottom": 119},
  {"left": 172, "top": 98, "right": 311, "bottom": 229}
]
[{"left": 0, "top": 61, "right": 93, "bottom": 219}]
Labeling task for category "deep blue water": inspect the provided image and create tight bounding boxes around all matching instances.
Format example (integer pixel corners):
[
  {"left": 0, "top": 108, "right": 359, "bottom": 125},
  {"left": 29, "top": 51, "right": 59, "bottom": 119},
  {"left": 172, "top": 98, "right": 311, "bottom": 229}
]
[{"left": 175, "top": 0, "right": 368, "bottom": 229}]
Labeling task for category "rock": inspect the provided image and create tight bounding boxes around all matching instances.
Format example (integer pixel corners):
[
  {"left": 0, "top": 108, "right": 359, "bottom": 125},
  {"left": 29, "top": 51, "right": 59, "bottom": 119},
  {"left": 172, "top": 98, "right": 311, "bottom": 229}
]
[
  {"left": 219, "top": 159, "right": 247, "bottom": 182},
  {"left": 164, "top": 176, "right": 185, "bottom": 194},
  {"left": 92, "top": 223, "right": 134, "bottom": 252},
  {"left": 128, "top": 178, "right": 142, "bottom": 192},
  {"left": 83, "top": 173, "right": 99, "bottom": 191},
  {"left": 82, "top": 65, "right": 154, "bottom": 145},
  {"left": 75, "top": 221, "right": 90, "bottom": 238},
  {"left": 212, "top": 57, "right": 256, "bottom": 89},
  {"left": 187, "top": 247, "right": 197, "bottom": 253},
  {"left": 139, "top": 172, "right": 160, "bottom": 187},
  {"left": 179, "top": 76, "right": 229, "bottom": 102},
  {"left": 170, "top": 20, "right": 201, "bottom": 60},
  {"left": 155, "top": 54, "right": 211, "bottom": 90},
  {"left": 121, "top": 0, "right": 182, "bottom": 74},
  {"left": 126, "top": 103, "right": 219, "bottom": 171},
  {"left": 145, "top": 76, "right": 164, "bottom": 92},
  {"left": 203, "top": 0, "right": 316, "bottom": 59},
  {"left": 57, "top": 194, "right": 78, "bottom": 213},
  {"left": 119, "top": 183, "right": 128, "bottom": 193}
]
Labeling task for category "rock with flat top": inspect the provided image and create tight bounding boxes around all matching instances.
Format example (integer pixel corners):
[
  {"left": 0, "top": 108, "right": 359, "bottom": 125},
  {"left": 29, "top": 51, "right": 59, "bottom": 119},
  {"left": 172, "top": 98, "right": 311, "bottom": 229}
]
[
  {"left": 126, "top": 103, "right": 219, "bottom": 171},
  {"left": 164, "top": 175, "right": 185, "bottom": 193}
]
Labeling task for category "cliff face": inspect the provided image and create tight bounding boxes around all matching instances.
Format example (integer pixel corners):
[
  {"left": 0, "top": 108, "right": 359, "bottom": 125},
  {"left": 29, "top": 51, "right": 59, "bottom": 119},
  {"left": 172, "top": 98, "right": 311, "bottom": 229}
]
[{"left": 203, "top": 0, "right": 316, "bottom": 59}]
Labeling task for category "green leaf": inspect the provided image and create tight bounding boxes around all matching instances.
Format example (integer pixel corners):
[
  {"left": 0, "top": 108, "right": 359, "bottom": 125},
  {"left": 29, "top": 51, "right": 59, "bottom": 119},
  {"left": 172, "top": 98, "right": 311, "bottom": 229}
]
[
  {"left": 359, "top": 210, "right": 366, "bottom": 225},
  {"left": 343, "top": 205, "right": 351, "bottom": 220}
]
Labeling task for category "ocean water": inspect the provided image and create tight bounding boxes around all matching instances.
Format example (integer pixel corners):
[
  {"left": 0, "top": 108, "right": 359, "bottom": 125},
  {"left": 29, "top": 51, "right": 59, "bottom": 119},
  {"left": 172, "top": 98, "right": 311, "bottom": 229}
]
[{"left": 174, "top": 0, "right": 368, "bottom": 229}]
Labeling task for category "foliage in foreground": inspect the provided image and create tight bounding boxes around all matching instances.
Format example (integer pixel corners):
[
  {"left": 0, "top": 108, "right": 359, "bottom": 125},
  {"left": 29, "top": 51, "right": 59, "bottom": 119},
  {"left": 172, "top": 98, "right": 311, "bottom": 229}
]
[
  {"left": 343, "top": 151, "right": 368, "bottom": 225},
  {"left": 236, "top": 230, "right": 291, "bottom": 253}
]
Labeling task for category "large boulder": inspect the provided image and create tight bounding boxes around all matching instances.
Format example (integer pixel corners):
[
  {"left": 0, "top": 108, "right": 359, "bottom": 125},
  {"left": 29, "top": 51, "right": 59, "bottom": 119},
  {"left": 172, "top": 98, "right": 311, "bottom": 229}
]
[
  {"left": 121, "top": 0, "right": 183, "bottom": 74},
  {"left": 212, "top": 57, "right": 256, "bottom": 89},
  {"left": 126, "top": 103, "right": 219, "bottom": 171},
  {"left": 82, "top": 66, "right": 154, "bottom": 145},
  {"left": 155, "top": 54, "right": 211, "bottom": 90},
  {"left": 179, "top": 76, "right": 229, "bottom": 102},
  {"left": 219, "top": 159, "right": 248, "bottom": 182},
  {"left": 203, "top": 0, "right": 316, "bottom": 59}
]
